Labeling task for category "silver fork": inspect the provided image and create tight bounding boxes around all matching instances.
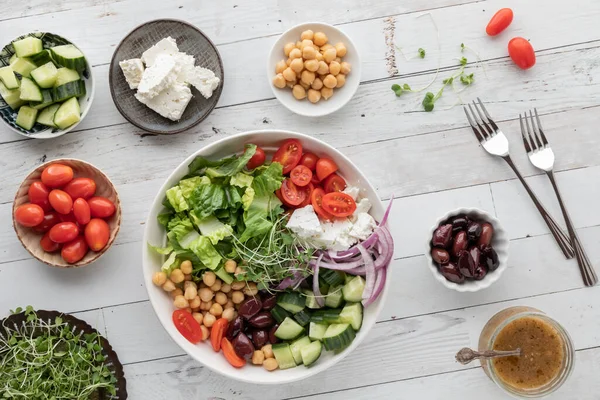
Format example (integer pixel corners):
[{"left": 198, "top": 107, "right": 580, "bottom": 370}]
[
  {"left": 463, "top": 98, "right": 574, "bottom": 259},
  {"left": 520, "top": 109, "right": 597, "bottom": 286}
]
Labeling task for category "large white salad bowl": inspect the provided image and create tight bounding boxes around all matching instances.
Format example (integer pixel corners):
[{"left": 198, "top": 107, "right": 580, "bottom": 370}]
[{"left": 142, "top": 130, "right": 391, "bottom": 384}]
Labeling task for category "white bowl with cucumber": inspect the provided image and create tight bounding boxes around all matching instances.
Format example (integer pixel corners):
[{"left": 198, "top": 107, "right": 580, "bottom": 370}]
[{"left": 0, "top": 32, "right": 94, "bottom": 139}]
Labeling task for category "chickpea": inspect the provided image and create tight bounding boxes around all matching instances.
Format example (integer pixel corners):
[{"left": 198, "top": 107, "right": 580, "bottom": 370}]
[
  {"left": 225, "top": 300, "right": 235, "bottom": 309},
  {"left": 302, "top": 46, "right": 316, "bottom": 60},
  {"left": 209, "top": 303, "right": 223, "bottom": 317},
  {"left": 295, "top": 40, "right": 302, "bottom": 49},
  {"left": 300, "top": 39, "right": 313, "bottom": 50},
  {"left": 202, "top": 271, "right": 216, "bottom": 287},
  {"left": 222, "top": 307, "right": 235, "bottom": 322},
  {"left": 301, "top": 70, "right": 315, "bottom": 85},
  {"left": 286, "top": 80, "right": 295, "bottom": 88},
  {"left": 263, "top": 357, "right": 279, "bottom": 371},
  {"left": 203, "top": 313, "right": 216, "bottom": 328},
  {"left": 162, "top": 279, "right": 176, "bottom": 292},
  {"left": 329, "top": 61, "right": 341, "bottom": 76},
  {"left": 321, "top": 87, "right": 334, "bottom": 100},
  {"left": 210, "top": 280, "right": 222, "bottom": 292},
  {"left": 243, "top": 282, "right": 259, "bottom": 296},
  {"left": 315, "top": 51, "right": 324, "bottom": 61},
  {"left": 323, "top": 74, "right": 337, "bottom": 89},
  {"left": 170, "top": 288, "right": 183, "bottom": 299},
  {"left": 336, "top": 74, "right": 346, "bottom": 88},
  {"left": 273, "top": 74, "right": 286, "bottom": 89},
  {"left": 152, "top": 271, "right": 167, "bottom": 286},
  {"left": 231, "top": 290, "right": 245, "bottom": 304},
  {"left": 183, "top": 274, "right": 192, "bottom": 281},
  {"left": 189, "top": 296, "right": 201, "bottom": 310},
  {"left": 311, "top": 77, "right": 323, "bottom": 90},
  {"left": 304, "top": 59, "right": 319, "bottom": 72},
  {"left": 200, "top": 301, "right": 211, "bottom": 311},
  {"left": 173, "top": 295, "right": 189, "bottom": 309},
  {"left": 252, "top": 350, "right": 265, "bottom": 365},
  {"left": 192, "top": 312, "right": 203, "bottom": 325},
  {"left": 286, "top": 58, "right": 292, "bottom": 67},
  {"left": 289, "top": 48, "right": 302, "bottom": 59},
  {"left": 199, "top": 287, "right": 214, "bottom": 302},
  {"left": 323, "top": 48, "right": 337, "bottom": 63},
  {"left": 290, "top": 57, "right": 304, "bottom": 73},
  {"left": 334, "top": 57, "right": 341, "bottom": 63},
  {"left": 184, "top": 281, "right": 197, "bottom": 291},
  {"left": 200, "top": 325, "right": 210, "bottom": 341},
  {"left": 180, "top": 260, "right": 193, "bottom": 274},
  {"left": 296, "top": 70, "right": 302, "bottom": 80},
  {"left": 320, "top": 43, "right": 334, "bottom": 53},
  {"left": 307, "top": 89, "right": 321, "bottom": 104},
  {"left": 231, "top": 281, "right": 245, "bottom": 290},
  {"left": 313, "top": 31, "right": 328, "bottom": 47},
  {"left": 220, "top": 283, "right": 231, "bottom": 293},
  {"left": 334, "top": 42, "right": 347, "bottom": 57},
  {"left": 234, "top": 266, "right": 246, "bottom": 277},
  {"left": 283, "top": 42, "right": 295, "bottom": 56},
  {"left": 184, "top": 285, "right": 198, "bottom": 300},
  {"left": 300, "top": 30, "right": 314, "bottom": 41},
  {"left": 224, "top": 259, "right": 237, "bottom": 274},
  {"left": 317, "top": 61, "right": 329, "bottom": 75},
  {"left": 262, "top": 344, "right": 274, "bottom": 359},
  {"left": 170, "top": 268, "right": 184, "bottom": 284},
  {"left": 282, "top": 67, "right": 296, "bottom": 82},
  {"left": 340, "top": 61, "right": 352, "bottom": 75},
  {"left": 300, "top": 81, "right": 310, "bottom": 90},
  {"left": 215, "top": 291, "right": 228, "bottom": 305}
]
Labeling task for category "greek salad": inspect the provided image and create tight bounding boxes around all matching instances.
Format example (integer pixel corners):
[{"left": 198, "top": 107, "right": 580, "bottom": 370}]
[{"left": 150, "top": 138, "right": 393, "bottom": 371}]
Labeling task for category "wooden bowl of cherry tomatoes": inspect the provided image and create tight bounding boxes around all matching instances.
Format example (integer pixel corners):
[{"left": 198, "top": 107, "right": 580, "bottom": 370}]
[{"left": 12, "top": 159, "right": 121, "bottom": 268}]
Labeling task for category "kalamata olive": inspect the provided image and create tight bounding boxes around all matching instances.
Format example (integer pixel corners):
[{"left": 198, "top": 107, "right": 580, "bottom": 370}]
[
  {"left": 440, "top": 262, "right": 465, "bottom": 283},
  {"left": 238, "top": 296, "right": 263, "bottom": 320},
  {"left": 232, "top": 333, "right": 255, "bottom": 360},
  {"left": 261, "top": 294, "right": 277, "bottom": 311},
  {"left": 480, "top": 245, "right": 500, "bottom": 271},
  {"left": 432, "top": 224, "right": 453, "bottom": 248},
  {"left": 467, "top": 222, "right": 482, "bottom": 243},
  {"left": 457, "top": 250, "right": 476, "bottom": 278},
  {"left": 269, "top": 324, "right": 280, "bottom": 344},
  {"left": 251, "top": 329, "right": 269, "bottom": 348},
  {"left": 431, "top": 248, "right": 450, "bottom": 264},
  {"left": 248, "top": 311, "right": 274, "bottom": 328},
  {"left": 478, "top": 222, "right": 494, "bottom": 246},
  {"left": 473, "top": 265, "right": 488, "bottom": 280},
  {"left": 225, "top": 316, "right": 244, "bottom": 340},
  {"left": 452, "top": 231, "right": 468, "bottom": 258},
  {"left": 451, "top": 216, "right": 469, "bottom": 233},
  {"left": 469, "top": 246, "right": 481, "bottom": 266}
]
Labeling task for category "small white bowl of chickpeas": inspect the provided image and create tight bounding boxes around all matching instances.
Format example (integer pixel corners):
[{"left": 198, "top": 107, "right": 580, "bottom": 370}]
[{"left": 268, "top": 22, "right": 361, "bottom": 117}]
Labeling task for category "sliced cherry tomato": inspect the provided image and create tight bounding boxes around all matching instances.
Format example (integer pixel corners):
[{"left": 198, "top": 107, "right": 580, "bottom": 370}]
[
  {"left": 311, "top": 188, "right": 334, "bottom": 220},
  {"left": 322, "top": 192, "right": 357, "bottom": 218},
  {"left": 280, "top": 179, "right": 306, "bottom": 206},
  {"left": 311, "top": 174, "right": 321, "bottom": 185},
  {"left": 88, "top": 197, "right": 116, "bottom": 218},
  {"left": 49, "top": 189, "right": 73, "bottom": 215},
  {"left": 61, "top": 236, "right": 88, "bottom": 264},
  {"left": 14, "top": 203, "right": 45, "bottom": 227},
  {"left": 84, "top": 218, "right": 110, "bottom": 252},
  {"left": 49, "top": 222, "right": 79, "bottom": 243},
  {"left": 28, "top": 181, "right": 52, "bottom": 212},
  {"left": 323, "top": 173, "right": 347, "bottom": 193},
  {"left": 221, "top": 337, "right": 246, "bottom": 368},
  {"left": 246, "top": 146, "right": 266, "bottom": 170},
  {"left": 486, "top": 8, "right": 513, "bottom": 36},
  {"left": 300, "top": 152, "right": 319, "bottom": 171},
  {"left": 290, "top": 165, "right": 313, "bottom": 187},
  {"left": 33, "top": 212, "right": 61, "bottom": 233},
  {"left": 40, "top": 232, "right": 61, "bottom": 253},
  {"left": 172, "top": 309, "right": 203, "bottom": 344},
  {"left": 508, "top": 37, "right": 536, "bottom": 70},
  {"left": 63, "top": 178, "right": 96, "bottom": 200},
  {"left": 316, "top": 158, "right": 338, "bottom": 181},
  {"left": 211, "top": 318, "right": 229, "bottom": 352},
  {"left": 272, "top": 139, "right": 302, "bottom": 174},
  {"left": 298, "top": 183, "right": 314, "bottom": 208},
  {"left": 41, "top": 164, "right": 73, "bottom": 188},
  {"left": 73, "top": 198, "right": 91, "bottom": 225}
]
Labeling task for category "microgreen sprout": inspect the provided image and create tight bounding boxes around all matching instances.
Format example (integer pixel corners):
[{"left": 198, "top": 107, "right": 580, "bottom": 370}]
[
  {"left": 418, "top": 48, "right": 426, "bottom": 58},
  {"left": 460, "top": 73, "right": 474, "bottom": 85},
  {"left": 460, "top": 56, "right": 468, "bottom": 66}
]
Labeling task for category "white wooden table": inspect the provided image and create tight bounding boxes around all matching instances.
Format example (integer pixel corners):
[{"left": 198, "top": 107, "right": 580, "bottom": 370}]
[{"left": 2, "top": 0, "right": 600, "bottom": 398}]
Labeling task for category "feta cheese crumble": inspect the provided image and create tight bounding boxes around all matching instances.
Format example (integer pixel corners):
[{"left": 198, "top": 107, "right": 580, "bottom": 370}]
[
  {"left": 137, "top": 54, "right": 181, "bottom": 100},
  {"left": 141, "top": 37, "right": 179, "bottom": 67},
  {"left": 118, "top": 58, "right": 144, "bottom": 89},
  {"left": 135, "top": 83, "right": 192, "bottom": 122}
]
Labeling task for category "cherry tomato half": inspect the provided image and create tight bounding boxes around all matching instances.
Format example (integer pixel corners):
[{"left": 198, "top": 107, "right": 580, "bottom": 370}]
[
  {"left": 311, "top": 188, "right": 334, "bottom": 220},
  {"left": 322, "top": 192, "right": 357, "bottom": 218},
  {"left": 280, "top": 179, "right": 306, "bottom": 206},
  {"left": 508, "top": 37, "right": 536, "bottom": 70},
  {"left": 316, "top": 158, "right": 338, "bottom": 181},
  {"left": 14, "top": 203, "right": 45, "bottom": 227},
  {"left": 173, "top": 309, "right": 203, "bottom": 344},
  {"left": 272, "top": 139, "right": 303, "bottom": 174},
  {"left": 298, "top": 183, "right": 314, "bottom": 208},
  {"left": 211, "top": 318, "right": 229, "bottom": 352},
  {"left": 40, "top": 232, "right": 61, "bottom": 253},
  {"left": 221, "top": 337, "right": 246, "bottom": 368},
  {"left": 63, "top": 178, "right": 96, "bottom": 200},
  {"left": 73, "top": 198, "right": 91, "bottom": 225},
  {"left": 84, "top": 218, "right": 110, "bottom": 252},
  {"left": 300, "top": 152, "right": 319, "bottom": 171},
  {"left": 246, "top": 146, "right": 266, "bottom": 170},
  {"left": 61, "top": 236, "right": 89, "bottom": 264},
  {"left": 290, "top": 165, "right": 313, "bottom": 187},
  {"left": 41, "top": 164, "right": 73, "bottom": 188},
  {"left": 311, "top": 173, "right": 321, "bottom": 186},
  {"left": 28, "top": 181, "right": 51, "bottom": 212},
  {"left": 33, "top": 211, "right": 61, "bottom": 233},
  {"left": 49, "top": 222, "right": 79, "bottom": 244},
  {"left": 486, "top": 8, "right": 513, "bottom": 36},
  {"left": 49, "top": 190, "right": 73, "bottom": 215},
  {"left": 323, "top": 173, "right": 347, "bottom": 193},
  {"left": 88, "top": 197, "right": 116, "bottom": 218}
]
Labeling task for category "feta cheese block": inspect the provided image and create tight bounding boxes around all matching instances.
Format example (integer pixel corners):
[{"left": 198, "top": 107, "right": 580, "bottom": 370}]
[
  {"left": 185, "top": 67, "right": 220, "bottom": 99},
  {"left": 135, "top": 83, "right": 192, "bottom": 121},
  {"left": 174, "top": 52, "right": 197, "bottom": 83},
  {"left": 119, "top": 58, "right": 144, "bottom": 89},
  {"left": 287, "top": 205, "right": 322, "bottom": 237},
  {"left": 342, "top": 185, "right": 360, "bottom": 201},
  {"left": 349, "top": 212, "right": 377, "bottom": 240},
  {"left": 137, "top": 54, "right": 181, "bottom": 99},
  {"left": 141, "top": 37, "right": 179, "bottom": 67}
]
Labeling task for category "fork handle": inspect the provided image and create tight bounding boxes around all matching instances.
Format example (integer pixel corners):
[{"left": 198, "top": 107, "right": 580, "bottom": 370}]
[
  {"left": 546, "top": 171, "right": 598, "bottom": 286},
  {"left": 502, "top": 156, "right": 574, "bottom": 259}
]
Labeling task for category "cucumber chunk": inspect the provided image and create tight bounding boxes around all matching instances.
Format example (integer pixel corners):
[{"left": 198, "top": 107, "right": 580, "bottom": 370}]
[
  {"left": 19, "top": 77, "right": 42, "bottom": 102},
  {"left": 54, "top": 68, "right": 80, "bottom": 87},
  {"left": 277, "top": 292, "right": 305, "bottom": 314},
  {"left": 10, "top": 57, "right": 37, "bottom": 78},
  {"left": 300, "top": 340, "right": 322, "bottom": 367},
  {"left": 320, "top": 268, "right": 346, "bottom": 286},
  {"left": 0, "top": 81, "right": 25, "bottom": 110},
  {"left": 289, "top": 336, "right": 311, "bottom": 365},
  {"left": 338, "top": 302, "right": 363, "bottom": 331},
  {"left": 53, "top": 80, "right": 86, "bottom": 102},
  {"left": 12, "top": 37, "right": 43, "bottom": 58},
  {"left": 310, "top": 308, "right": 342, "bottom": 324},
  {"left": 36, "top": 104, "right": 60, "bottom": 127},
  {"left": 30, "top": 62, "right": 58, "bottom": 88},
  {"left": 309, "top": 322, "right": 328, "bottom": 341},
  {"left": 342, "top": 275, "right": 365, "bottom": 302},
  {"left": 214, "top": 267, "right": 233, "bottom": 284},
  {"left": 274, "top": 317, "right": 304, "bottom": 340},
  {"left": 271, "top": 305, "right": 291, "bottom": 324},
  {"left": 51, "top": 44, "right": 86, "bottom": 71},
  {"left": 29, "top": 89, "right": 54, "bottom": 110},
  {"left": 30, "top": 50, "right": 54, "bottom": 67},
  {"left": 15, "top": 106, "right": 38, "bottom": 130},
  {"left": 322, "top": 323, "right": 356, "bottom": 351},
  {"left": 271, "top": 343, "right": 296, "bottom": 370},
  {"left": 293, "top": 308, "right": 312, "bottom": 327},
  {"left": 53, "top": 97, "right": 81, "bottom": 129},
  {"left": 324, "top": 285, "right": 344, "bottom": 308},
  {"left": 0, "top": 66, "right": 19, "bottom": 89}
]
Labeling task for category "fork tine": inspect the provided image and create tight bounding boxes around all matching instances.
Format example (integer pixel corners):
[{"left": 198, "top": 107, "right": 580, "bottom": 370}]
[
  {"left": 463, "top": 106, "right": 485, "bottom": 143},
  {"left": 472, "top": 101, "right": 495, "bottom": 137},
  {"left": 476, "top": 98, "right": 500, "bottom": 131},
  {"left": 529, "top": 110, "right": 544, "bottom": 149},
  {"left": 534, "top": 108, "right": 549, "bottom": 146},
  {"left": 524, "top": 111, "right": 538, "bottom": 151},
  {"left": 467, "top": 103, "right": 489, "bottom": 139},
  {"left": 519, "top": 114, "right": 532, "bottom": 153}
]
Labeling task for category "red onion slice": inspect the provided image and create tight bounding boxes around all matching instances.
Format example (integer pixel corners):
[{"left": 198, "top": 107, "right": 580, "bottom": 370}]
[
  {"left": 363, "top": 267, "right": 386, "bottom": 307},
  {"left": 357, "top": 244, "right": 375, "bottom": 304},
  {"left": 312, "top": 254, "right": 325, "bottom": 307}
]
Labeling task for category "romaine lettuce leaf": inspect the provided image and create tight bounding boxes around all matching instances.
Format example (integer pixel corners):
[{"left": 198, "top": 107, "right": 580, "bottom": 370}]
[
  {"left": 242, "top": 187, "right": 255, "bottom": 210},
  {"left": 148, "top": 243, "right": 173, "bottom": 255},
  {"left": 165, "top": 186, "right": 188, "bottom": 212},
  {"left": 252, "top": 162, "right": 283, "bottom": 196},
  {"left": 231, "top": 172, "right": 253, "bottom": 188},
  {"left": 157, "top": 212, "right": 172, "bottom": 228},
  {"left": 188, "top": 236, "right": 222, "bottom": 270},
  {"left": 205, "top": 144, "right": 257, "bottom": 178},
  {"left": 161, "top": 252, "right": 180, "bottom": 274},
  {"left": 196, "top": 215, "right": 234, "bottom": 245},
  {"left": 188, "top": 183, "right": 226, "bottom": 219},
  {"left": 238, "top": 194, "right": 283, "bottom": 242},
  {"left": 179, "top": 176, "right": 210, "bottom": 199}
]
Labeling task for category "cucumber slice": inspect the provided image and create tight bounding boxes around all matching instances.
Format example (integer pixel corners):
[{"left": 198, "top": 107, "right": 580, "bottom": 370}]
[
  {"left": 214, "top": 267, "right": 233, "bottom": 284},
  {"left": 53, "top": 97, "right": 81, "bottom": 129},
  {"left": 310, "top": 308, "right": 342, "bottom": 324},
  {"left": 54, "top": 68, "right": 80, "bottom": 87},
  {"left": 339, "top": 302, "right": 363, "bottom": 331},
  {"left": 15, "top": 106, "right": 38, "bottom": 130},
  {"left": 270, "top": 305, "right": 291, "bottom": 324},
  {"left": 12, "top": 37, "right": 43, "bottom": 58},
  {"left": 293, "top": 308, "right": 312, "bottom": 327},
  {"left": 325, "top": 285, "right": 344, "bottom": 308},
  {"left": 19, "top": 77, "right": 42, "bottom": 102},
  {"left": 320, "top": 269, "right": 346, "bottom": 287},
  {"left": 309, "top": 322, "right": 328, "bottom": 341},
  {"left": 0, "top": 81, "right": 25, "bottom": 110},
  {"left": 53, "top": 80, "right": 85, "bottom": 102},
  {"left": 10, "top": 57, "right": 37, "bottom": 78},
  {"left": 300, "top": 340, "right": 322, "bottom": 367},
  {"left": 322, "top": 323, "right": 356, "bottom": 351},
  {"left": 36, "top": 104, "right": 60, "bottom": 127},
  {"left": 30, "top": 62, "right": 58, "bottom": 88},
  {"left": 274, "top": 317, "right": 304, "bottom": 340},
  {"left": 51, "top": 44, "right": 86, "bottom": 71},
  {"left": 0, "top": 66, "right": 19, "bottom": 89},
  {"left": 342, "top": 275, "right": 365, "bottom": 302},
  {"left": 277, "top": 292, "right": 305, "bottom": 313},
  {"left": 30, "top": 50, "right": 54, "bottom": 67},
  {"left": 289, "top": 336, "right": 311, "bottom": 365},
  {"left": 29, "top": 89, "right": 54, "bottom": 109},
  {"left": 271, "top": 343, "right": 296, "bottom": 370},
  {"left": 303, "top": 287, "right": 327, "bottom": 309}
]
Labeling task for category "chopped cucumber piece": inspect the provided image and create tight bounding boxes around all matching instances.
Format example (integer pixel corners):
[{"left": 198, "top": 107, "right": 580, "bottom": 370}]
[
  {"left": 15, "top": 106, "right": 38, "bottom": 130},
  {"left": 342, "top": 275, "right": 365, "bottom": 302},
  {"left": 304, "top": 287, "right": 327, "bottom": 309},
  {"left": 271, "top": 343, "right": 296, "bottom": 370},
  {"left": 53, "top": 80, "right": 85, "bottom": 102},
  {"left": 12, "top": 37, "right": 43, "bottom": 58},
  {"left": 53, "top": 97, "right": 80, "bottom": 129},
  {"left": 289, "top": 336, "right": 311, "bottom": 365},
  {"left": 322, "top": 323, "right": 356, "bottom": 351},
  {"left": 309, "top": 322, "right": 328, "bottom": 341},
  {"left": 293, "top": 308, "right": 312, "bottom": 327},
  {"left": 310, "top": 308, "right": 342, "bottom": 324},
  {"left": 277, "top": 291, "right": 305, "bottom": 314},
  {"left": 320, "top": 268, "right": 346, "bottom": 286},
  {"left": 270, "top": 305, "right": 291, "bottom": 324},
  {"left": 0, "top": 81, "right": 25, "bottom": 110},
  {"left": 214, "top": 267, "right": 233, "bottom": 284},
  {"left": 19, "top": 77, "right": 42, "bottom": 102},
  {"left": 0, "top": 66, "right": 19, "bottom": 89},
  {"left": 30, "top": 50, "right": 54, "bottom": 66},
  {"left": 30, "top": 62, "right": 58, "bottom": 88},
  {"left": 274, "top": 317, "right": 304, "bottom": 340},
  {"left": 325, "top": 285, "right": 344, "bottom": 308},
  {"left": 300, "top": 340, "right": 322, "bottom": 367},
  {"left": 54, "top": 68, "right": 80, "bottom": 87},
  {"left": 10, "top": 56, "right": 37, "bottom": 78},
  {"left": 36, "top": 104, "right": 60, "bottom": 127},
  {"left": 51, "top": 44, "right": 86, "bottom": 71},
  {"left": 29, "top": 89, "right": 54, "bottom": 109},
  {"left": 339, "top": 302, "right": 363, "bottom": 331}
]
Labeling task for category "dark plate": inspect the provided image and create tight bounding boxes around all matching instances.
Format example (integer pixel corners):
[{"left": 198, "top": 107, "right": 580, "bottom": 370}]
[{"left": 109, "top": 19, "right": 224, "bottom": 134}]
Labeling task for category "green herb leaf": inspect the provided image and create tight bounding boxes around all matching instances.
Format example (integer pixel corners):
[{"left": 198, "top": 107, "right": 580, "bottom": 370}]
[
  {"left": 403, "top": 84, "right": 411, "bottom": 90},
  {"left": 460, "top": 43, "right": 465, "bottom": 52},
  {"left": 418, "top": 48, "right": 426, "bottom": 58},
  {"left": 460, "top": 73, "right": 474, "bottom": 85},
  {"left": 442, "top": 77, "right": 454, "bottom": 85},
  {"left": 460, "top": 56, "right": 467, "bottom": 66},
  {"left": 391, "top": 84, "right": 403, "bottom": 97},
  {"left": 422, "top": 92, "right": 435, "bottom": 112}
]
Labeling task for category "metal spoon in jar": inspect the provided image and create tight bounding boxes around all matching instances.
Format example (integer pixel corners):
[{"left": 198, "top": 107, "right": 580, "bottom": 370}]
[{"left": 455, "top": 347, "right": 521, "bottom": 365}]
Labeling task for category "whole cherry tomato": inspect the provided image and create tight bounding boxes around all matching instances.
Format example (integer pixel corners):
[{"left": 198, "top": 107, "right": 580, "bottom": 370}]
[
  {"left": 63, "top": 178, "right": 96, "bottom": 200},
  {"left": 486, "top": 8, "right": 513, "bottom": 36},
  {"left": 49, "top": 222, "right": 79, "bottom": 243},
  {"left": 14, "top": 204, "right": 45, "bottom": 227},
  {"left": 41, "top": 164, "right": 73, "bottom": 188},
  {"left": 246, "top": 146, "right": 266, "bottom": 170},
  {"left": 49, "top": 190, "right": 73, "bottom": 215},
  {"left": 84, "top": 219, "right": 110, "bottom": 252},
  {"left": 33, "top": 212, "right": 61, "bottom": 233},
  {"left": 61, "top": 236, "right": 88, "bottom": 264},
  {"left": 508, "top": 37, "right": 536, "bottom": 70},
  {"left": 28, "top": 181, "right": 52, "bottom": 212},
  {"left": 300, "top": 153, "right": 319, "bottom": 171},
  {"left": 40, "top": 232, "right": 61, "bottom": 253},
  {"left": 73, "top": 198, "right": 91, "bottom": 225},
  {"left": 88, "top": 197, "right": 116, "bottom": 218}
]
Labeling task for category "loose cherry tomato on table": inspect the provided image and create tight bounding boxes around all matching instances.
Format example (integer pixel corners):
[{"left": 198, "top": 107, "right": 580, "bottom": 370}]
[
  {"left": 316, "top": 158, "right": 338, "bottom": 181},
  {"left": 221, "top": 337, "right": 247, "bottom": 368},
  {"left": 280, "top": 179, "right": 307, "bottom": 206},
  {"left": 40, "top": 232, "right": 61, "bottom": 253},
  {"left": 290, "top": 165, "right": 313, "bottom": 187},
  {"left": 73, "top": 198, "right": 91, "bottom": 225},
  {"left": 322, "top": 192, "right": 357, "bottom": 218},
  {"left": 33, "top": 212, "right": 61, "bottom": 233},
  {"left": 272, "top": 139, "right": 303, "bottom": 174},
  {"left": 49, "top": 190, "right": 73, "bottom": 215},
  {"left": 41, "top": 164, "right": 73, "bottom": 188},
  {"left": 311, "top": 188, "right": 334, "bottom": 220},
  {"left": 61, "top": 236, "right": 88, "bottom": 264},
  {"left": 323, "top": 173, "right": 347, "bottom": 193},
  {"left": 88, "top": 197, "right": 116, "bottom": 218},
  {"left": 173, "top": 310, "right": 203, "bottom": 344},
  {"left": 508, "top": 37, "right": 536, "bottom": 70},
  {"left": 63, "top": 178, "right": 96, "bottom": 200},
  {"left": 486, "top": 8, "right": 513, "bottom": 36},
  {"left": 84, "top": 218, "right": 110, "bottom": 252},
  {"left": 211, "top": 318, "right": 229, "bottom": 352},
  {"left": 246, "top": 146, "right": 266, "bottom": 170},
  {"left": 14, "top": 203, "right": 45, "bottom": 227},
  {"left": 49, "top": 222, "right": 79, "bottom": 243},
  {"left": 28, "top": 181, "right": 52, "bottom": 212},
  {"left": 300, "top": 152, "right": 319, "bottom": 171}
]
